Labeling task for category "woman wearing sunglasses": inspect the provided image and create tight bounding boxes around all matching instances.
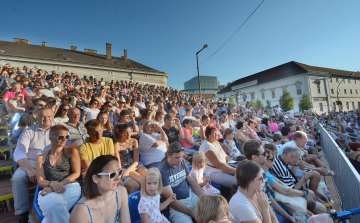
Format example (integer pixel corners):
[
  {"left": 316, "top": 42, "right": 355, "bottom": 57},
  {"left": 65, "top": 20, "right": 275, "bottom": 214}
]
[
  {"left": 35, "top": 125, "right": 81, "bottom": 223},
  {"left": 54, "top": 103, "right": 70, "bottom": 123},
  {"left": 70, "top": 155, "right": 131, "bottom": 223}
]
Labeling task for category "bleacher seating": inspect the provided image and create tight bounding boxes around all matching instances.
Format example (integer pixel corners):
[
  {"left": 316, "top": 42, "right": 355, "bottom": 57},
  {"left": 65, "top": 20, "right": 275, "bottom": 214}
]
[{"left": 128, "top": 190, "right": 141, "bottom": 223}]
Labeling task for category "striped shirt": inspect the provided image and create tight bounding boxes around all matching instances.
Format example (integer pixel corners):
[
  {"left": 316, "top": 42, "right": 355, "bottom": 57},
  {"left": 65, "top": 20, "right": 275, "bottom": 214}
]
[{"left": 269, "top": 155, "right": 297, "bottom": 188}]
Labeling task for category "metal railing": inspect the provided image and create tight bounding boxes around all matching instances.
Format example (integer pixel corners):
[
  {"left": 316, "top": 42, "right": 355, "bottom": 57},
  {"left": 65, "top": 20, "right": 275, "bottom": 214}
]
[{"left": 318, "top": 124, "right": 360, "bottom": 223}]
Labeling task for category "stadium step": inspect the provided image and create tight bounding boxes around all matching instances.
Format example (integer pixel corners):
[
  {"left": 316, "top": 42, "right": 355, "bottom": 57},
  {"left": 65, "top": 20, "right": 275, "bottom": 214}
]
[{"left": 0, "top": 160, "right": 13, "bottom": 175}]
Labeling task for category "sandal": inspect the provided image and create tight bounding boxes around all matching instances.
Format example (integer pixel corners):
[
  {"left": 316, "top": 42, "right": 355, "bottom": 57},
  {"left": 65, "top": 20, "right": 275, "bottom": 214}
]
[{"left": 325, "top": 170, "right": 336, "bottom": 176}]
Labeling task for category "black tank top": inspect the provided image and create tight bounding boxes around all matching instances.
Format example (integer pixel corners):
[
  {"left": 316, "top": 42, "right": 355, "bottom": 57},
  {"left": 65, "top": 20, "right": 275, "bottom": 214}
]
[{"left": 44, "top": 149, "right": 72, "bottom": 182}]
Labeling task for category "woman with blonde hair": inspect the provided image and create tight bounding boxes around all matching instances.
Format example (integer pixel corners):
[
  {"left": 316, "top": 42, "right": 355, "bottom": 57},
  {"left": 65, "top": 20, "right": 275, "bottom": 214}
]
[
  {"left": 195, "top": 195, "right": 233, "bottom": 223},
  {"left": 96, "top": 111, "right": 113, "bottom": 138}
]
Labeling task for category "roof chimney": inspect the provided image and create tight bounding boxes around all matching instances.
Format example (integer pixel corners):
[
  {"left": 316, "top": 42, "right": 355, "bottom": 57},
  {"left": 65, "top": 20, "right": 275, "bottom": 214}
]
[
  {"left": 14, "top": 38, "right": 29, "bottom": 44},
  {"left": 124, "top": 49, "right": 128, "bottom": 61},
  {"left": 106, "top": 43, "right": 112, "bottom": 60},
  {"left": 71, "top": 46, "right": 77, "bottom": 51},
  {"left": 84, "top": 48, "right": 97, "bottom": 54},
  {"left": 42, "top": 42, "right": 46, "bottom": 47}
]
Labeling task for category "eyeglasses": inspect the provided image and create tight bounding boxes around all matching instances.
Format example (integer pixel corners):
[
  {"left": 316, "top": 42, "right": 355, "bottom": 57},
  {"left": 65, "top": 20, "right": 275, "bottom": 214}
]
[
  {"left": 52, "top": 135, "right": 70, "bottom": 141},
  {"left": 258, "top": 151, "right": 267, "bottom": 157},
  {"left": 97, "top": 169, "right": 124, "bottom": 180},
  {"left": 63, "top": 109, "right": 69, "bottom": 112},
  {"left": 48, "top": 100, "right": 56, "bottom": 104},
  {"left": 107, "top": 105, "right": 113, "bottom": 107},
  {"left": 38, "top": 104, "right": 47, "bottom": 107}
]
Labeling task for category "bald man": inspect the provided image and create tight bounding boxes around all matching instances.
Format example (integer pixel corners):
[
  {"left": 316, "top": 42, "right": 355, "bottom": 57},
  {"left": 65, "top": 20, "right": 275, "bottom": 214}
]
[{"left": 12, "top": 107, "right": 56, "bottom": 222}]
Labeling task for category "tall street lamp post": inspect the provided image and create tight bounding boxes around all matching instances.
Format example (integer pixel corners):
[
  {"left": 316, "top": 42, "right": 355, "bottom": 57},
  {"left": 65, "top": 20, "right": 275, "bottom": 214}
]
[
  {"left": 336, "top": 73, "right": 354, "bottom": 111},
  {"left": 196, "top": 44, "right": 208, "bottom": 98}
]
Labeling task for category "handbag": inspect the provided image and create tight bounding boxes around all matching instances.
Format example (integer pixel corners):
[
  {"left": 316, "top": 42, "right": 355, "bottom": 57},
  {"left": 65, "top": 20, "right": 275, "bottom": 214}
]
[{"left": 271, "top": 176, "right": 308, "bottom": 215}]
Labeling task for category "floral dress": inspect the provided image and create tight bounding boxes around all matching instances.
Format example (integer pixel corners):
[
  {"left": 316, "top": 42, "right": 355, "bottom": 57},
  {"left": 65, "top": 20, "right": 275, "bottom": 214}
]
[
  {"left": 190, "top": 168, "right": 220, "bottom": 195},
  {"left": 223, "top": 139, "right": 241, "bottom": 160},
  {"left": 138, "top": 194, "right": 170, "bottom": 223}
]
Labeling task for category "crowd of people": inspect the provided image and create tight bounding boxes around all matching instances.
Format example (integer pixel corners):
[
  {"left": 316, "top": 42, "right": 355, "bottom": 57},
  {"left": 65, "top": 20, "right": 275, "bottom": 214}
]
[{"left": 1, "top": 63, "right": 357, "bottom": 222}]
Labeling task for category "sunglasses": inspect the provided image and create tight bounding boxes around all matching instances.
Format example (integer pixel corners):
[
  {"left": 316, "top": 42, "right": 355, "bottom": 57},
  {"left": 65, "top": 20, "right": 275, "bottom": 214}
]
[
  {"left": 107, "top": 105, "right": 113, "bottom": 107},
  {"left": 38, "top": 104, "right": 47, "bottom": 107},
  {"left": 97, "top": 169, "right": 124, "bottom": 180},
  {"left": 64, "top": 98, "right": 71, "bottom": 101},
  {"left": 170, "top": 147, "right": 185, "bottom": 154},
  {"left": 63, "top": 109, "right": 69, "bottom": 112},
  {"left": 258, "top": 151, "right": 267, "bottom": 157},
  {"left": 48, "top": 100, "right": 56, "bottom": 104},
  {"left": 52, "top": 135, "right": 70, "bottom": 141}
]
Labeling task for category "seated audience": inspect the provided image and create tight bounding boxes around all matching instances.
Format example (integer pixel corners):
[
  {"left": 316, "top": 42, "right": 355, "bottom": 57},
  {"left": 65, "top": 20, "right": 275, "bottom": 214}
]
[
  {"left": 64, "top": 108, "right": 89, "bottom": 147},
  {"left": 79, "top": 119, "right": 117, "bottom": 176},
  {"left": 70, "top": 155, "right": 131, "bottom": 223},
  {"left": 222, "top": 128, "right": 243, "bottom": 161},
  {"left": 96, "top": 111, "right": 113, "bottom": 138},
  {"left": 234, "top": 121, "right": 250, "bottom": 152},
  {"left": 349, "top": 142, "right": 360, "bottom": 174},
  {"left": 53, "top": 103, "right": 70, "bottom": 123},
  {"left": 82, "top": 99, "right": 100, "bottom": 122},
  {"left": 12, "top": 107, "right": 54, "bottom": 223},
  {"left": 7, "top": 92, "right": 26, "bottom": 118},
  {"left": 199, "top": 125, "right": 236, "bottom": 188},
  {"left": 18, "top": 98, "right": 47, "bottom": 132},
  {"left": 159, "top": 142, "right": 204, "bottom": 223},
  {"left": 195, "top": 195, "right": 233, "bottom": 223},
  {"left": 199, "top": 114, "right": 210, "bottom": 140},
  {"left": 180, "top": 119, "right": 200, "bottom": 155},
  {"left": 229, "top": 160, "right": 278, "bottom": 223},
  {"left": 117, "top": 109, "right": 139, "bottom": 136},
  {"left": 139, "top": 120, "right": 168, "bottom": 168},
  {"left": 114, "top": 123, "right": 147, "bottom": 194},
  {"left": 36, "top": 125, "right": 81, "bottom": 223}
]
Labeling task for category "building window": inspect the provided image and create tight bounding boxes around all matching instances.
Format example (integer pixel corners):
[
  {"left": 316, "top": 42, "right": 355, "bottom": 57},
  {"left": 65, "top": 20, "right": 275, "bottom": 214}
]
[
  {"left": 331, "top": 89, "right": 334, "bottom": 94},
  {"left": 317, "top": 84, "right": 320, "bottom": 93},
  {"left": 358, "top": 102, "right": 360, "bottom": 109},
  {"left": 344, "top": 89, "right": 347, "bottom": 94},
  {"left": 348, "top": 79, "right": 351, "bottom": 84},
  {"left": 355, "top": 80, "right": 357, "bottom": 84},
  {"left": 251, "top": 92, "right": 255, "bottom": 101},
  {"left": 346, "top": 102, "right": 349, "bottom": 109},
  {"left": 352, "top": 102, "right": 355, "bottom": 109},
  {"left": 356, "top": 90, "right": 358, "bottom": 94},
  {"left": 330, "top": 78, "right": 332, "bottom": 82},
  {"left": 350, "top": 89, "right": 353, "bottom": 94},
  {"left": 261, "top": 92, "right": 265, "bottom": 100},
  {"left": 242, "top": 94, "right": 247, "bottom": 102},
  {"left": 296, "top": 85, "right": 301, "bottom": 95},
  {"left": 333, "top": 102, "right": 336, "bottom": 111},
  {"left": 336, "top": 78, "right": 339, "bottom": 83},
  {"left": 319, "top": 103, "right": 323, "bottom": 112},
  {"left": 271, "top": 89, "right": 275, "bottom": 98}
]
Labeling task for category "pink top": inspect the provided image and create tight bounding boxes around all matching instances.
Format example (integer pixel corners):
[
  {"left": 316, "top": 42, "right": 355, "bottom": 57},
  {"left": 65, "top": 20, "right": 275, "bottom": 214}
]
[
  {"left": 180, "top": 128, "right": 193, "bottom": 148},
  {"left": 3, "top": 89, "right": 29, "bottom": 101},
  {"left": 138, "top": 194, "right": 170, "bottom": 223}
]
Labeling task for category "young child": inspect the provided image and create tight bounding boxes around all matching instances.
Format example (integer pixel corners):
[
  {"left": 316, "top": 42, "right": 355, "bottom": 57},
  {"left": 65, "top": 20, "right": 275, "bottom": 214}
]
[
  {"left": 272, "top": 133, "right": 283, "bottom": 149},
  {"left": 138, "top": 168, "right": 176, "bottom": 223},
  {"left": 190, "top": 151, "right": 220, "bottom": 195},
  {"left": 222, "top": 128, "right": 242, "bottom": 160}
]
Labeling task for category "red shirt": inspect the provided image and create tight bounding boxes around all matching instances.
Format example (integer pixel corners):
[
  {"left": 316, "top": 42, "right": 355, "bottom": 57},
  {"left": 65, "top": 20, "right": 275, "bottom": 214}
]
[{"left": 3, "top": 89, "right": 29, "bottom": 101}]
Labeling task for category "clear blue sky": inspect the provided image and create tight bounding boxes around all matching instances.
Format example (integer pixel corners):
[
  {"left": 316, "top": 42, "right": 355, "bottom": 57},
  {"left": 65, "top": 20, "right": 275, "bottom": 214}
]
[{"left": 1, "top": 0, "right": 360, "bottom": 90}]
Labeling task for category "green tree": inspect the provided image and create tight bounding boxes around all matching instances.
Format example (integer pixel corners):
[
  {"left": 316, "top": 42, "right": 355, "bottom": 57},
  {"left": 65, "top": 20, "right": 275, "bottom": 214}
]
[
  {"left": 245, "top": 101, "right": 251, "bottom": 107},
  {"left": 255, "top": 99, "right": 265, "bottom": 108},
  {"left": 250, "top": 101, "right": 256, "bottom": 108},
  {"left": 298, "top": 94, "right": 313, "bottom": 111},
  {"left": 279, "top": 90, "right": 295, "bottom": 111},
  {"left": 229, "top": 96, "right": 235, "bottom": 105},
  {"left": 266, "top": 100, "right": 272, "bottom": 109}
]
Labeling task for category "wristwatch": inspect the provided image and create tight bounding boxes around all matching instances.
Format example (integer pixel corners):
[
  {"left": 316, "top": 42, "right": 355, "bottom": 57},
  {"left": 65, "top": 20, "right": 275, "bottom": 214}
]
[{"left": 302, "top": 190, "right": 308, "bottom": 198}]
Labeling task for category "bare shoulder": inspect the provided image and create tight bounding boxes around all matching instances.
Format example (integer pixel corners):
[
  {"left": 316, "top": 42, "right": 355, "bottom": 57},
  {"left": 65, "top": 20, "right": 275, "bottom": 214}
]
[{"left": 69, "top": 199, "right": 91, "bottom": 223}]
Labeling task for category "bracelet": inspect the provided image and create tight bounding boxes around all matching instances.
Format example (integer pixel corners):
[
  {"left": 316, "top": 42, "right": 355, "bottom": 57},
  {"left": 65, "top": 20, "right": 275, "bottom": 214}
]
[
  {"left": 47, "top": 181, "right": 51, "bottom": 187},
  {"left": 302, "top": 190, "right": 308, "bottom": 198}
]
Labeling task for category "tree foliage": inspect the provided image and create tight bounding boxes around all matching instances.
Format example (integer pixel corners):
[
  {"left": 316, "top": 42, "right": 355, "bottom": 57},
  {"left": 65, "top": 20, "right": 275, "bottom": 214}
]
[
  {"left": 255, "top": 99, "right": 265, "bottom": 108},
  {"left": 229, "top": 96, "right": 235, "bottom": 105},
  {"left": 266, "top": 100, "right": 272, "bottom": 109},
  {"left": 279, "top": 90, "right": 295, "bottom": 111},
  {"left": 298, "top": 94, "right": 313, "bottom": 111}
]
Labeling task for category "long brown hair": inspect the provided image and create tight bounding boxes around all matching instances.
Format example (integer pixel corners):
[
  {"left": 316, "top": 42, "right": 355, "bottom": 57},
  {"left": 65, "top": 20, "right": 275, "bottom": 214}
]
[{"left": 96, "top": 111, "right": 112, "bottom": 131}]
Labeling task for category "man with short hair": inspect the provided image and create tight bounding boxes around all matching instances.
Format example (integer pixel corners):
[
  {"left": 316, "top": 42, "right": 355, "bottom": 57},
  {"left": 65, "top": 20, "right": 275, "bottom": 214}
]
[
  {"left": 79, "top": 119, "right": 116, "bottom": 176},
  {"left": 345, "top": 123, "right": 357, "bottom": 142},
  {"left": 162, "top": 114, "right": 185, "bottom": 144},
  {"left": 243, "top": 140, "right": 294, "bottom": 223},
  {"left": 12, "top": 107, "right": 55, "bottom": 223},
  {"left": 18, "top": 98, "right": 47, "bottom": 132},
  {"left": 64, "top": 108, "right": 89, "bottom": 147},
  {"left": 270, "top": 146, "right": 319, "bottom": 193},
  {"left": 159, "top": 142, "right": 204, "bottom": 223}
]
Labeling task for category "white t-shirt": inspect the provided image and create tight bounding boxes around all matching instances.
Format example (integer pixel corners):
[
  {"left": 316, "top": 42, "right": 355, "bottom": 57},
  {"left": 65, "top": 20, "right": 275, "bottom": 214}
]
[
  {"left": 229, "top": 188, "right": 262, "bottom": 223},
  {"left": 84, "top": 108, "right": 100, "bottom": 122},
  {"left": 53, "top": 117, "right": 69, "bottom": 123},
  {"left": 138, "top": 133, "right": 167, "bottom": 165},
  {"left": 278, "top": 140, "right": 298, "bottom": 155},
  {"left": 179, "top": 107, "right": 186, "bottom": 122},
  {"left": 199, "top": 139, "right": 227, "bottom": 176}
]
